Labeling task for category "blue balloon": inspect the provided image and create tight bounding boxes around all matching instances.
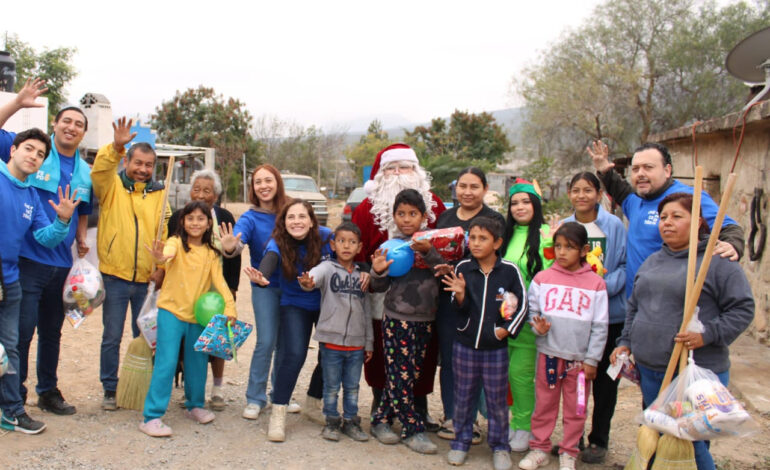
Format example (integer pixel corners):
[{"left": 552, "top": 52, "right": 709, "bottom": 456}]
[{"left": 379, "top": 238, "right": 414, "bottom": 277}]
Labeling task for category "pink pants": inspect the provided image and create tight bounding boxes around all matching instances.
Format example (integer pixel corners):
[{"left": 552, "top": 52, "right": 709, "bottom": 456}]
[{"left": 529, "top": 353, "right": 591, "bottom": 458}]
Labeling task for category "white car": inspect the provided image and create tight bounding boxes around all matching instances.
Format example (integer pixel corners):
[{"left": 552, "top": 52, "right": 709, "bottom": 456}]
[{"left": 282, "top": 173, "right": 329, "bottom": 226}]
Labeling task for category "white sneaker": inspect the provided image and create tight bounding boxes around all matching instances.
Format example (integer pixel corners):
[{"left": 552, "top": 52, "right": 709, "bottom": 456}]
[
  {"left": 242, "top": 403, "right": 261, "bottom": 420},
  {"left": 510, "top": 429, "right": 531, "bottom": 452},
  {"left": 287, "top": 400, "right": 301, "bottom": 413},
  {"left": 518, "top": 449, "right": 549, "bottom": 470},
  {"left": 268, "top": 405, "right": 287, "bottom": 442},
  {"left": 559, "top": 453, "right": 576, "bottom": 470}
]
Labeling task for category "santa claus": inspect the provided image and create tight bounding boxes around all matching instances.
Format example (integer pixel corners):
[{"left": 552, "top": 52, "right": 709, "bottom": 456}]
[{"left": 352, "top": 143, "right": 445, "bottom": 427}]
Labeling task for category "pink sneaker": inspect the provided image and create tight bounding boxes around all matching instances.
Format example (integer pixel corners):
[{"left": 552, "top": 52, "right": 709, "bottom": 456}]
[
  {"left": 139, "top": 418, "right": 172, "bottom": 437},
  {"left": 185, "top": 407, "right": 215, "bottom": 424}
]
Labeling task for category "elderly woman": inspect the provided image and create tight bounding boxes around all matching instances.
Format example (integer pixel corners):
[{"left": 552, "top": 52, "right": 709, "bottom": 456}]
[
  {"left": 611, "top": 192, "right": 754, "bottom": 470},
  {"left": 165, "top": 169, "right": 241, "bottom": 411}
]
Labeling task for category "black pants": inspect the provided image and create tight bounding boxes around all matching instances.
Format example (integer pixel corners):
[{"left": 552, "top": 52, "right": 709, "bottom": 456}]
[{"left": 587, "top": 322, "right": 624, "bottom": 449}]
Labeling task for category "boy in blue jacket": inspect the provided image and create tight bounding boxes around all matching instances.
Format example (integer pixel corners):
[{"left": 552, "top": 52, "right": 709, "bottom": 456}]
[
  {"left": 442, "top": 217, "right": 528, "bottom": 470},
  {"left": 0, "top": 129, "right": 80, "bottom": 434}
]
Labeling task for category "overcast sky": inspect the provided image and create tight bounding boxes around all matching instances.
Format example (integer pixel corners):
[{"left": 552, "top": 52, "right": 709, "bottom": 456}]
[{"left": 3, "top": 0, "right": 603, "bottom": 131}]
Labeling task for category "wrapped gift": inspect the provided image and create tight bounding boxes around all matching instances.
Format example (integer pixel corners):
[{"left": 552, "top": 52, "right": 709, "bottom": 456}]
[
  {"left": 194, "top": 314, "right": 253, "bottom": 361},
  {"left": 412, "top": 227, "right": 466, "bottom": 269}
]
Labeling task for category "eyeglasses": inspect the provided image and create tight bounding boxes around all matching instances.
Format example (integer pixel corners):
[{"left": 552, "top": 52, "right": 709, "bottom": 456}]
[{"left": 382, "top": 163, "right": 415, "bottom": 174}]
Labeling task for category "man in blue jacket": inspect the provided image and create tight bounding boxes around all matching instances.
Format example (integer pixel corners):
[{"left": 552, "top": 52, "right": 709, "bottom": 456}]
[
  {"left": 0, "top": 128, "right": 81, "bottom": 434},
  {"left": 0, "top": 78, "right": 92, "bottom": 416},
  {"left": 588, "top": 140, "right": 744, "bottom": 297}
]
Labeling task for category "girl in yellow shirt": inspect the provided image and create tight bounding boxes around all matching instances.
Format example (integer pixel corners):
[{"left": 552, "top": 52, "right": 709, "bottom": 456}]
[{"left": 140, "top": 201, "right": 237, "bottom": 437}]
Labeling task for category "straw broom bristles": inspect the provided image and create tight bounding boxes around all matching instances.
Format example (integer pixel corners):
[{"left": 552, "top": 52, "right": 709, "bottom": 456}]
[{"left": 116, "top": 335, "right": 153, "bottom": 411}]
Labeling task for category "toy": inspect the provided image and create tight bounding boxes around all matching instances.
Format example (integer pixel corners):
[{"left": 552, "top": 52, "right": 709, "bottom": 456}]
[
  {"left": 586, "top": 246, "right": 606, "bottom": 277},
  {"left": 63, "top": 258, "right": 106, "bottom": 328},
  {"left": 499, "top": 291, "right": 519, "bottom": 320},
  {"left": 194, "top": 292, "right": 226, "bottom": 327},
  {"left": 379, "top": 238, "right": 415, "bottom": 277},
  {"left": 412, "top": 227, "right": 466, "bottom": 269}
]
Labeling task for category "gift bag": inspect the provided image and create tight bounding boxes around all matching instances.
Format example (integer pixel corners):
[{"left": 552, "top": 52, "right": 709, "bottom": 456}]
[
  {"left": 136, "top": 281, "right": 159, "bottom": 349},
  {"left": 194, "top": 314, "right": 253, "bottom": 361},
  {"left": 412, "top": 227, "right": 466, "bottom": 269},
  {"left": 63, "top": 258, "right": 106, "bottom": 328},
  {"left": 637, "top": 356, "right": 759, "bottom": 440}
]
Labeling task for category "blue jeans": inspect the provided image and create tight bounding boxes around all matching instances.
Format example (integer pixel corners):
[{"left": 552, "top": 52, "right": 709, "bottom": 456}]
[
  {"left": 17, "top": 257, "right": 70, "bottom": 398},
  {"left": 143, "top": 309, "right": 207, "bottom": 421},
  {"left": 637, "top": 363, "right": 729, "bottom": 470},
  {"left": 245, "top": 286, "right": 281, "bottom": 407},
  {"left": 0, "top": 282, "right": 25, "bottom": 418},
  {"left": 321, "top": 344, "right": 364, "bottom": 419},
  {"left": 272, "top": 304, "right": 319, "bottom": 405},
  {"left": 100, "top": 274, "right": 147, "bottom": 392}
]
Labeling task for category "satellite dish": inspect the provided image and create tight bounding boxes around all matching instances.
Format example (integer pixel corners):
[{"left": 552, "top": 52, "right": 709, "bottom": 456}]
[{"left": 726, "top": 26, "right": 770, "bottom": 112}]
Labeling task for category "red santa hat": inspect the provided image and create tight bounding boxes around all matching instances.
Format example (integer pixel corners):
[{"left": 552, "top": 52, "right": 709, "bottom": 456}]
[{"left": 363, "top": 143, "right": 419, "bottom": 195}]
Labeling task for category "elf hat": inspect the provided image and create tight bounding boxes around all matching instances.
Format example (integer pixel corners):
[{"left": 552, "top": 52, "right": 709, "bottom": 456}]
[
  {"left": 363, "top": 143, "right": 418, "bottom": 195},
  {"left": 508, "top": 178, "right": 543, "bottom": 200}
]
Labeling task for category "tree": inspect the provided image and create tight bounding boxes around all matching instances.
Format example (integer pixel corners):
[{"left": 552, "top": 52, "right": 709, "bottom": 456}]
[
  {"left": 253, "top": 116, "right": 348, "bottom": 192},
  {"left": 516, "top": 0, "right": 770, "bottom": 170},
  {"left": 5, "top": 34, "right": 77, "bottom": 124},
  {"left": 345, "top": 120, "right": 393, "bottom": 184},
  {"left": 406, "top": 110, "right": 512, "bottom": 164},
  {"left": 150, "top": 86, "right": 256, "bottom": 201}
]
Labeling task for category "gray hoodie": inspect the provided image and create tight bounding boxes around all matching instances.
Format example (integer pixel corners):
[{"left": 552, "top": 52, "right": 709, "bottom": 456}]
[
  {"left": 618, "top": 238, "right": 754, "bottom": 373},
  {"left": 307, "top": 259, "right": 373, "bottom": 351}
]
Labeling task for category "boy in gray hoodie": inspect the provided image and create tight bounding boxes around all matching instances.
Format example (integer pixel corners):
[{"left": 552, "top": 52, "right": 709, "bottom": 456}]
[{"left": 299, "top": 222, "right": 372, "bottom": 442}]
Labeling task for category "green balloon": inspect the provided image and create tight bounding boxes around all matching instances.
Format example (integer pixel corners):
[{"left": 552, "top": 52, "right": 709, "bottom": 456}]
[{"left": 194, "top": 292, "right": 225, "bottom": 326}]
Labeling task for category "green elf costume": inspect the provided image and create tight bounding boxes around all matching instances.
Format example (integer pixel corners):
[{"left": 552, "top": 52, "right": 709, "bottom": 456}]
[{"left": 503, "top": 179, "right": 554, "bottom": 447}]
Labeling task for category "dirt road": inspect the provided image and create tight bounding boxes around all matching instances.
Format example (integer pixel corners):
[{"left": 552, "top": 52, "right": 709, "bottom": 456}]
[{"left": 2, "top": 202, "right": 767, "bottom": 469}]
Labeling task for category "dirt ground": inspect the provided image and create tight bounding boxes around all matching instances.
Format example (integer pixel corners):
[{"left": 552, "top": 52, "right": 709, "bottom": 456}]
[{"left": 2, "top": 202, "right": 768, "bottom": 470}]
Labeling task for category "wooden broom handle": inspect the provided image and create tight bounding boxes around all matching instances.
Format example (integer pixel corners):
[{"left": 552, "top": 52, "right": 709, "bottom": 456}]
[
  {"left": 661, "top": 173, "right": 737, "bottom": 391},
  {"left": 151, "top": 156, "right": 175, "bottom": 272},
  {"left": 657, "top": 167, "right": 703, "bottom": 394}
]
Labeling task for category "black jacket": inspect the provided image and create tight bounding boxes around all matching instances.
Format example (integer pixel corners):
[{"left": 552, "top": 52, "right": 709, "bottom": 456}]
[{"left": 453, "top": 256, "right": 528, "bottom": 350}]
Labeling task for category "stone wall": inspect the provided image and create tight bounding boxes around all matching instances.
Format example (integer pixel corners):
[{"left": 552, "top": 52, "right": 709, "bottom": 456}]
[{"left": 650, "top": 100, "right": 770, "bottom": 343}]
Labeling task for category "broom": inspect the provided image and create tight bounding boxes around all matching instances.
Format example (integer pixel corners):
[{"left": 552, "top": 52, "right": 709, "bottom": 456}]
[
  {"left": 625, "top": 166, "right": 703, "bottom": 470},
  {"left": 115, "top": 156, "right": 176, "bottom": 410},
  {"left": 651, "top": 172, "right": 737, "bottom": 469}
]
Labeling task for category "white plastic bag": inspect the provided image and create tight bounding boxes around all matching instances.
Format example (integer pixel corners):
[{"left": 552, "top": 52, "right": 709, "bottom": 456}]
[
  {"left": 637, "top": 356, "right": 759, "bottom": 440},
  {"left": 0, "top": 342, "right": 14, "bottom": 376},
  {"left": 136, "top": 281, "right": 159, "bottom": 349},
  {"left": 63, "top": 258, "right": 105, "bottom": 328}
]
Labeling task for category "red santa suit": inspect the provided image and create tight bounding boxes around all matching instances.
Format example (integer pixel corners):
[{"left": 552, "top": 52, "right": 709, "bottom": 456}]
[{"left": 352, "top": 143, "right": 445, "bottom": 395}]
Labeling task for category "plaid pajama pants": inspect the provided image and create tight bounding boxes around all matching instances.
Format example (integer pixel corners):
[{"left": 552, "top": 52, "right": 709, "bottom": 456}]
[{"left": 451, "top": 341, "right": 510, "bottom": 452}]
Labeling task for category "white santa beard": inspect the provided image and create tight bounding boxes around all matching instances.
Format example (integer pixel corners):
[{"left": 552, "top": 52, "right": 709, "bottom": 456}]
[{"left": 369, "top": 168, "right": 437, "bottom": 236}]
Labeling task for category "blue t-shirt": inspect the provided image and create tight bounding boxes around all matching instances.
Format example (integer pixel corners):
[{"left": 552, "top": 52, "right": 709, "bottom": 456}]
[
  {"left": 233, "top": 208, "right": 279, "bottom": 285},
  {"left": 20, "top": 154, "right": 93, "bottom": 268},
  {"left": 265, "top": 226, "right": 333, "bottom": 310},
  {"left": 622, "top": 179, "right": 736, "bottom": 297}
]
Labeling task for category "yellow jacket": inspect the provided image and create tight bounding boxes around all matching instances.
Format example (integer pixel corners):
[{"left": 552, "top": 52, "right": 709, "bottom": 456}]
[
  {"left": 157, "top": 237, "right": 237, "bottom": 322},
  {"left": 92, "top": 143, "right": 170, "bottom": 283}
]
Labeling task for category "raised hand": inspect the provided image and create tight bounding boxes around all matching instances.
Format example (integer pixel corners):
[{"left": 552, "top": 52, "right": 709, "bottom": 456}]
[
  {"left": 112, "top": 117, "right": 137, "bottom": 150},
  {"left": 15, "top": 78, "right": 48, "bottom": 108},
  {"left": 433, "top": 263, "right": 453, "bottom": 277},
  {"left": 219, "top": 222, "right": 242, "bottom": 253},
  {"left": 541, "top": 214, "right": 561, "bottom": 239},
  {"left": 371, "top": 248, "right": 393, "bottom": 274},
  {"left": 441, "top": 270, "right": 465, "bottom": 295},
  {"left": 49, "top": 185, "right": 81, "bottom": 223},
  {"left": 586, "top": 140, "right": 614, "bottom": 174},
  {"left": 298, "top": 271, "right": 316, "bottom": 290},
  {"left": 530, "top": 315, "right": 551, "bottom": 335},
  {"left": 145, "top": 239, "right": 172, "bottom": 264},
  {"left": 244, "top": 266, "right": 270, "bottom": 286}
]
